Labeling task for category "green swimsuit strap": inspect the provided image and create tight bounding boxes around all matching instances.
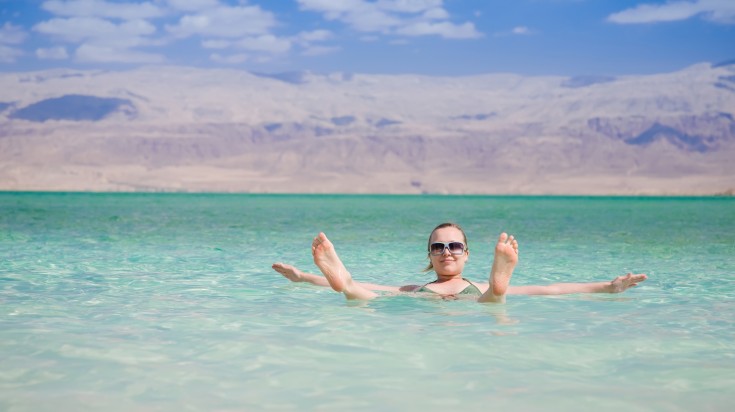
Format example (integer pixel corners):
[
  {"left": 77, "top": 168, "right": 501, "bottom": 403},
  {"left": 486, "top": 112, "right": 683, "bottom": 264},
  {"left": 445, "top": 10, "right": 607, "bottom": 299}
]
[
  {"left": 460, "top": 278, "right": 483, "bottom": 295},
  {"left": 415, "top": 280, "right": 438, "bottom": 293}
]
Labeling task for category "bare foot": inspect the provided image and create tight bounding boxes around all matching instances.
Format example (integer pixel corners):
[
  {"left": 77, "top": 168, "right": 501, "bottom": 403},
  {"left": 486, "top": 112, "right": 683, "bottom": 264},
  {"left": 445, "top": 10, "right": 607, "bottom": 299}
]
[
  {"left": 311, "top": 232, "right": 378, "bottom": 300},
  {"left": 608, "top": 273, "right": 647, "bottom": 293},
  {"left": 491, "top": 232, "right": 518, "bottom": 296},
  {"left": 272, "top": 262, "right": 304, "bottom": 283},
  {"left": 312, "top": 232, "right": 351, "bottom": 292}
]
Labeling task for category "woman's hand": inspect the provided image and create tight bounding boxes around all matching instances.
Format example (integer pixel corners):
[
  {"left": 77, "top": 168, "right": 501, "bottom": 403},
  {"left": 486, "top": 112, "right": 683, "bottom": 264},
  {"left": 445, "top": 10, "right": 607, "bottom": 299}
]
[
  {"left": 272, "top": 262, "right": 305, "bottom": 282},
  {"left": 608, "top": 273, "right": 648, "bottom": 293}
]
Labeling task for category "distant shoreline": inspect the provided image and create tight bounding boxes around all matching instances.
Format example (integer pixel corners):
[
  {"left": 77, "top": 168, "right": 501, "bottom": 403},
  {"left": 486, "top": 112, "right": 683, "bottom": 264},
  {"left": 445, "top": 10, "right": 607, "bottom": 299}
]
[{"left": 1, "top": 189, "right": 733, "bottom": 198}]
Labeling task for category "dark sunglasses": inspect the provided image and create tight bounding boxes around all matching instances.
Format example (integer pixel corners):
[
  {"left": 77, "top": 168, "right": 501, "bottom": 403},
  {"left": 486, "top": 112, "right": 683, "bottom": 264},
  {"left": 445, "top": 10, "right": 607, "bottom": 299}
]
[{"left": 429, "top": 241, "right": 466, "bottom": 256}]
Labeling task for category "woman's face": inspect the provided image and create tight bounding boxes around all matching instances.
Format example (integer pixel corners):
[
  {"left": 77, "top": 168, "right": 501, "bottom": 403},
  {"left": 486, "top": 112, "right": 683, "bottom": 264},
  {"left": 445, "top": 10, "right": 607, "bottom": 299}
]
[{"left": 429, "top": 226, "right": 469, "bottom": 277}]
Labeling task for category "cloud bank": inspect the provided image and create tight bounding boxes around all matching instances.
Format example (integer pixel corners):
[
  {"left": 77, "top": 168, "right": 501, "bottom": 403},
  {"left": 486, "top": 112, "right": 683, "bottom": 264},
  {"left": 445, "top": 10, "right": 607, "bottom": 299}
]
[{"left": 9, "top": 0, "right": 481, "bottom": 66}]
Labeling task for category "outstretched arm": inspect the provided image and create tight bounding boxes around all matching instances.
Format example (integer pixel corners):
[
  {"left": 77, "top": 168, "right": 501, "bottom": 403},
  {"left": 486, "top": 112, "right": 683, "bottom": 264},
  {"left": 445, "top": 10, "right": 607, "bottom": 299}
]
[
  {"left": 272, "top": 262, "right": 406, "bottom": 292},
  {"left": 272, "top": 262, "right": 330, "bottom": 287},
  {"left": 507, "top": 273, "right": 647, "bottom": 295}
]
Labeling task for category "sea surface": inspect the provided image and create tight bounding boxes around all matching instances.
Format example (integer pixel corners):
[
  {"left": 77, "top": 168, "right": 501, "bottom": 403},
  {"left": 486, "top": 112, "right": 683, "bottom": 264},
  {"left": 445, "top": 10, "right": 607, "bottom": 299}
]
[{"left": 1, "top": 193, "right": 734, "bottom": 412}]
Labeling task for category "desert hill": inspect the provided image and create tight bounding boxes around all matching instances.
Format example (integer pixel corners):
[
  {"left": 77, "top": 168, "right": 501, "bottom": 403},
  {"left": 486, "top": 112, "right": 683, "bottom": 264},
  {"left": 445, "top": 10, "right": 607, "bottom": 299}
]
[{"left": 0, "top": 62, "right": 733, "bottom": 195}]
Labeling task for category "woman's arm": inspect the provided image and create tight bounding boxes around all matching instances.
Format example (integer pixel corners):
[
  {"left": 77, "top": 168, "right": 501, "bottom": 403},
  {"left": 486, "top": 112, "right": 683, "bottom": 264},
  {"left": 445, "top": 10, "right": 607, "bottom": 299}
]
[
  {"left": 507, "top": 273, "right": 647, "bottom": 295},
  {"left": 272, "top": 262, "right": 330, "bottom": 286},
  {"left": 271, "top": 263, "right": 407, "bottom": 292}
]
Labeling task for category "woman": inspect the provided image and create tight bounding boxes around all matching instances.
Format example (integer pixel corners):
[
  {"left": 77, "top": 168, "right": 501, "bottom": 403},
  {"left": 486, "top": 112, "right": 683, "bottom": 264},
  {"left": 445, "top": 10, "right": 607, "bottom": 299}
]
[{"left": 272, "top": 222, "right": 647, "bottom": 302}]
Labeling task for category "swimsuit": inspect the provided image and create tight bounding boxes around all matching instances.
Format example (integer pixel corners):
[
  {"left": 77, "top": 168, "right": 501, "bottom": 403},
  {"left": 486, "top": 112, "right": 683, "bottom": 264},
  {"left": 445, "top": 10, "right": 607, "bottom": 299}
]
[{"left": 415, "top": 278, "right": 482, "bottom": 296}]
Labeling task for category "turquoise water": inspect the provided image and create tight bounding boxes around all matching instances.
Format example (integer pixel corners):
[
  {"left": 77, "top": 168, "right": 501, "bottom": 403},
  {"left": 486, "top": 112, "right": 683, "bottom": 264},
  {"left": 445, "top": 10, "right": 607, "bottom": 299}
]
[{"left": 1, "top": 193, "right": 734, "bottom": 411}]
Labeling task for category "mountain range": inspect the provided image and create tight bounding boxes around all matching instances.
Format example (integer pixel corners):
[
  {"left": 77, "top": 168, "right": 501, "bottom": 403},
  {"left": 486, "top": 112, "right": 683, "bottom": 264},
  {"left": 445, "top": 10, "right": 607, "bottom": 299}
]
[{"left": 1, "top": 62, "right": 733, "bottom": 195}]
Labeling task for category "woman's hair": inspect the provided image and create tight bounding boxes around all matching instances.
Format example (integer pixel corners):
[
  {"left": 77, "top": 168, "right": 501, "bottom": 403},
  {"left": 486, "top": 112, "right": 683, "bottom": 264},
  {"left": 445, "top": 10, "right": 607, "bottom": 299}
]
[{"left": 423, "top": 222, "right": 468, "bottom": 272}]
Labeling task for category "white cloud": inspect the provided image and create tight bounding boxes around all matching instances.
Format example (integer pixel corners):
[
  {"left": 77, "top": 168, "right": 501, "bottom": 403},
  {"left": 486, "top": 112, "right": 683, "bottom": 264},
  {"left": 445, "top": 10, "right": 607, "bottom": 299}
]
[
  {"left": 34, "top": 17, "right": 157, "bottom": 47},
  {"left": 344, "top": 8, "right": 403, "bottom": 32},
  {"left": 396, "top": 21, "right": 480, "bottom": 38},
  {"left": 297, "top": 0, "right": 363, "bottom": 16},
  {"left": 298, "top": 29, "right": 333, "bottom": 42},
  {"left": 165, "top": 5, "right": 276, "bottom": 38},
  {"left": 236, "top": 35, "right": 291, "bottom": 54},
  {"left": 210, "top": 52, "right": 248, "bottom": 64},
  {"left": 36, "top": 46, "right": 69, "bottom": 59},
  {"left": 34, "top": 16, "right": 164, "bottom": 64},
  {"left": 297, "top": 0, "right": 482, "bottom": 39},
  {"left": 293, "top": 30, "right": 336, "bottom": 56},
  {"left": 20, "top": 0, "right": 480, "bottom": 68},
  {"left": 164, "top": 0, "right": 219, "bottom": 12},
  {"left": 159, "top": 3, "right": 339, "bottom": 63},
  {"left": 41, "top": 0, "right": 165, "bottom": 20},
  {"left": 359, "top": 35, "right": 380, "bottom": 42},
  {"left": 0, "top": 22, "right": 27, "bottom": 44},
  {"left": 493, "top": 26, "right": 536, "bottom": 37},
  {"left": 202, "top": 39, "right": 231, "bottom": 49},
  {"left": 75, "top": 43, "right": 165, "bottom": 63},
  {"left": 0, "top": 44, "right": 23, "bottom": 63},
  {"left": 421, "top": 7, "right": 449, "bottom": 20},
  {"left": 608, "top": 0, "right": 735, "bottom": 24},
  {"left": 301, "top": 45, "right": 340, "bottom": 56},
  {"left": 30, "top": 0, "right": 303, "bottom": 66},
  {"left": 30, "top": 1, "right": 173, "bottom": 65},
  {"left": 0, "top": 23, "right": 25, "bottom": 62},
  {"left": 376, "top": 0, "right": 443, "bottom": 13},
  {"left": 166, "top": 5, "right": 334, "bottom": 59},
  {"left": 34, "top": 17, "right": 111, "bottom": 42}
]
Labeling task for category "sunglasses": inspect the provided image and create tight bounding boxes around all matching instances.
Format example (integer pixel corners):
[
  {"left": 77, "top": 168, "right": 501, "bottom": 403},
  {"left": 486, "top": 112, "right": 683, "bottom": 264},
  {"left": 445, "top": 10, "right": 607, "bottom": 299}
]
[{"left": 429, "top": 241, "right": 467, "bottom": 256}]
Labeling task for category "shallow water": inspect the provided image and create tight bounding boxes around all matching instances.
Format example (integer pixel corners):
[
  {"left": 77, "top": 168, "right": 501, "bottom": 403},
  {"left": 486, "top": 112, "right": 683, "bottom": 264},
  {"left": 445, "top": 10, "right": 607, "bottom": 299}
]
[{"left": 1, "top": 193, "right": 734, "bottom": 411}]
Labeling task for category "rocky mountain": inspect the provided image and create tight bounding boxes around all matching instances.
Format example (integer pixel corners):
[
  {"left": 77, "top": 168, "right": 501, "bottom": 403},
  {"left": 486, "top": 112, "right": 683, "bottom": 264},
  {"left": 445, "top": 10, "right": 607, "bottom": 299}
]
[{"left": 0, "top": 62, "right": 733, "bottom": 195}]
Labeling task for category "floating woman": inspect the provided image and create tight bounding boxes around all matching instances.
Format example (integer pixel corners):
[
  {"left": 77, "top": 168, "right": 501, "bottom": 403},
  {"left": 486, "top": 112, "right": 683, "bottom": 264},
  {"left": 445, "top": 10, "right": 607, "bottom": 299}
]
[{"left": 272, "top": 222, "right": 647, "bottom": 302}]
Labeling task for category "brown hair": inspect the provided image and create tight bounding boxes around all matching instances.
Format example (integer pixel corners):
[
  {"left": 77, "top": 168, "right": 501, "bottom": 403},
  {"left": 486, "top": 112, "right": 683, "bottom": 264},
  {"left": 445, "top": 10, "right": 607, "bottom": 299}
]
[{"left": 423, "top": 222, "right": 469, "bottom": 272}]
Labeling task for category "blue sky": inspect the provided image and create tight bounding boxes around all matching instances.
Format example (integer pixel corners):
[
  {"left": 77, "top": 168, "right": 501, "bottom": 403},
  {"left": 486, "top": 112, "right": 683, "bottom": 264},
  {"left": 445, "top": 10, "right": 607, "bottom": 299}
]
[{"left": 0, "top": 0, "right": 733, "bottom": 76}]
